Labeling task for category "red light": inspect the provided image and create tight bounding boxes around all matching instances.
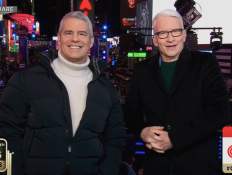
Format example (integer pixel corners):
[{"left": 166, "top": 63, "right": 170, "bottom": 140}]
[
  {"left": 83, "top": 11, "right": 88, "bottom": 17},
  {"left": 79, "top": 0, "right": 92, "bottom": 10},
  {"left": 5, "top": 57, "right": 8, "bottom": 60}
]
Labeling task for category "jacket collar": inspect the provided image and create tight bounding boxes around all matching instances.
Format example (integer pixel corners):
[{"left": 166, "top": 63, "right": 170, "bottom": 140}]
[
  {"left": 38, "top": 49, "right": 109, "bottom": 77},
  {"left": 147, "top": 47, "right": 192, "bottom": 96}
]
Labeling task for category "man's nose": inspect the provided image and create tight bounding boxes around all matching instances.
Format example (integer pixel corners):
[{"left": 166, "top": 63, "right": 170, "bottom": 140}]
[
  {"left": 72, "top": 34, "right": 79, "bottom": 42},
  {"left": 166, "top": 32, "right": 174, "bottom": 42}
]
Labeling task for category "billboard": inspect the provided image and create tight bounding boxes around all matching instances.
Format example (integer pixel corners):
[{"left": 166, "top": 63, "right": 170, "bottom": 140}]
[
  {"left": 120, "top": 0, "right": 147, "bottom": 30},
  {"left": 135, "top": 0, "right": 152, "bottom": 45}
]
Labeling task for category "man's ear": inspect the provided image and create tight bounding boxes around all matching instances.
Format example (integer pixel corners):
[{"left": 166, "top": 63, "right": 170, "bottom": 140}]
[
  {"left": 153, "top": 36, "right": 158, "bottom": 47},
  {"left": 57, "top": 33, "right": 61, "bottom": 46},
  {"left": 182, "top": 29, "right": 187, "bottom": 43},
  {"left": 90, "top": 36, "right": 94, "bottom": 48}
]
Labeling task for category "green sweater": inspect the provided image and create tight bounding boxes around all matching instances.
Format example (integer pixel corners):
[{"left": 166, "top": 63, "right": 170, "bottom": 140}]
[{"left": 160, "top": 60, "right": 177, "bottom": 92}]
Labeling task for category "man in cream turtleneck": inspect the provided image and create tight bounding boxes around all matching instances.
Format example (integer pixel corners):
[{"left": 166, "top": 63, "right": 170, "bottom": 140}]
[
  {"left": 51, "top": 44, "right": 93, "bottom": 136},
  {"left": 54, "top": 12, "right": 94, "bottom": 137},
  {"left": 0, "top": 11, "right": 126, "bottom": 175}
]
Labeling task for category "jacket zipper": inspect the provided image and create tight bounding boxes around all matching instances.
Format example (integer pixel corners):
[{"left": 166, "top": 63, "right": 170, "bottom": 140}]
[
  {"left": 40, "top": 52, "right": 104, "bottom": 173},
  {"left": 74, "top": 76, "right": 98, "bottom": 135},
  {"left": 41, "top": 52, "right": 72, "bottom": 169}
]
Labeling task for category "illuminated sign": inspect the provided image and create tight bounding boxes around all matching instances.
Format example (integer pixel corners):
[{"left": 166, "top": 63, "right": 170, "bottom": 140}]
[
  {"left": 8, "top": 14, "right": 39, "bottom": 34},
  {"left": 77, "top": 0, "right": 94, "bottom": 23},
  {"left": 36, "top": 21, "right": 39, "bottom": 32},
  {"left": 8, "top": 20, "right": 10, "bottom": 51},
  {"left": 80, "top": 0, "right": 92, "bottom": 10},
  {"left": 128, "top": 52, "right": 146, "bottom": 57}
]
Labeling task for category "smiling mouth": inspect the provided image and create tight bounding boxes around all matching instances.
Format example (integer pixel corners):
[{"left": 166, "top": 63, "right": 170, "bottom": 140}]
[
  {"left": 69, "top": 46, "right": 82, "bottom": 49},
  {"left": 166, "top": 45, "right": 176, "bottom": 47}
]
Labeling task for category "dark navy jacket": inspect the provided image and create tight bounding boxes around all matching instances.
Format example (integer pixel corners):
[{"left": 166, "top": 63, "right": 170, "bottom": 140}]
[{"left": 0, "top": 50, "right": 126, "bottom": 175}]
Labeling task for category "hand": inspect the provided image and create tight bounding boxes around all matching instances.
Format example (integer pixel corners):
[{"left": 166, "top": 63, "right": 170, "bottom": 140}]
[
  {"left": 151, "top": 129, "right": 173, "bottom": 151},
  {"left": 140, "top": 126, "right": 165, "bottom": 153}
]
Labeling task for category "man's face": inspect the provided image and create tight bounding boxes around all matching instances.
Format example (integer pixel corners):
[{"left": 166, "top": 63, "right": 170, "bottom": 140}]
[
  {"left": 153, "top": 16, "right": 186, "bottom": 61},
  {"left": 58, "top": 18, "right": 94, "bottom": 64},
  {"left": 128, "top": 0, "right": 135, "bottom": 7}
]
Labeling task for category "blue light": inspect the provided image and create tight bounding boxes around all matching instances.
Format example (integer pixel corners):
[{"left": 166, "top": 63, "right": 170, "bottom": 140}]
[
  {"left": 219, "top": 140, "right": 222, "bottom": 143},
  {"left": 219, "top": 148, "right": 222, "bottom": 151},
  {"left": 32, "top": 34, "right": 36, "bottom": 38},
  {"left": 219, "top": 136, "right": 222, "bottom": 139},
  {"left": 103, "top": 26, "right": 107, "bottom": 29},
  {"left": 103, "top": 50, "right": 106, "bottom": 54},
  {"left": 135, "top": 151, "right": 145, "bottom": 154},
  {"left": 136, "top": 142, "right": 143, "bottom": 145},
  {"left": 219, "top": 156, "right": 221, "bottom": 159},
  {"left": 33, "top": 24, "right": 36, "bottom": 29},
  {"left": 198, "top": 50, "right": 212, "bottom": 53},
  {"left": 219, "top": 144, "right": 222, "bottom": 147},
  {"left": 102, "top": 35, "right": 106, "bottom": 39},
  {"left": 103, "top": 56, "right": 106, "bottom": 59},
  {"left": 219, "top": 152, "right": 221, "bottom": 154},
  {"left": 45, "top": 50, "right": 48, "bottom": 52},
  {"left": 12, "top": 33, "right": 16, "bottom": 37},
  {"left": 11, "top": 24, "right": 15, "bottom": 28},
  {"left": 112, "top": 61, "right": 115, "bottom": 66}
]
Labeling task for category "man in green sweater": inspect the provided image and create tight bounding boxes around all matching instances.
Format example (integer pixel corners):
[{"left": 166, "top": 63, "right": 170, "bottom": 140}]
[{"left": 124, "top": 9, "right": 230, "bottom": 175}]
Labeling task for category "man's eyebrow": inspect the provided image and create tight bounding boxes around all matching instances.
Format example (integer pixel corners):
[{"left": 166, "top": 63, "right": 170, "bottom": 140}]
[
  {"left": 158, "top": 28, "right": 182, "bottom": 32},
  {"left": 78, "top": 31, "right": 87, "bottom": 34},
  {"left": 63, "top": 30, "right": 73, "bottom": 33}
]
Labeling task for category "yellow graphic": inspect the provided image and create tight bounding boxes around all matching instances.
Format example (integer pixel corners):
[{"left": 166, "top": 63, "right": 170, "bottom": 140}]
[
  {"left": 0, "top": 14, "right": 3, "bottom": 21},
  {"left": 0, "top": 139, "right": 14, "bottom": 175}
]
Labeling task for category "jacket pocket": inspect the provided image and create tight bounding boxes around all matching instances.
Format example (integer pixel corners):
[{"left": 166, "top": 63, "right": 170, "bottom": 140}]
[{"left": 23, "top": 128, "right": 35, "bottom": 168}]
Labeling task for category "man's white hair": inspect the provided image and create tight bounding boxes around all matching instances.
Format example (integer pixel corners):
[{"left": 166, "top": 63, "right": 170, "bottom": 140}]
[
  {"left": 58, "top": 11, "right": 93, "bottom": 38},
  {"left": 152, "top": 9, "right": 184, "bottom": 32}
]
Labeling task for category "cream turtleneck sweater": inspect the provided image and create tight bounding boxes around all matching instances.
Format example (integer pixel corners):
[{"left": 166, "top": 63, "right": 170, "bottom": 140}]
[{"left": 51, "top": 51, "right": 93, "bottom": 136}]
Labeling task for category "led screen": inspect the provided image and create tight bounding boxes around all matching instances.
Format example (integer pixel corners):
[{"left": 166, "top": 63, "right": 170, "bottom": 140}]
[
  {"left": 152, "top": 0, "right": 232, "bottom": 44},
  {"left": 128, "top": 52, "right": 146, "bottom": 57}
]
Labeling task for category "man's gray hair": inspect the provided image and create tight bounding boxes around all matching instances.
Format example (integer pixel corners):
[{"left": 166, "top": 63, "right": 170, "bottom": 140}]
[
  {"left": 152, "top": 9, "right": 184, "bottom": 31},
  {"left": 58, "top": 11, "right": 93, "bottom": 38}
]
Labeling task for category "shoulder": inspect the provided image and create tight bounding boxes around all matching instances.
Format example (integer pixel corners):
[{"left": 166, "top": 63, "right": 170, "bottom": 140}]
[
  {"left": 98, "top": 75, "right": 116, "bottom": 91},
  {"left": 189, "top": 50, "right": 220, "bottom": 73},
  {"left": 190, "top": 50, "right": 217, "bottom": 61},
  {"left": 19, "top": 63, "right": 46, "bottom": 75}
]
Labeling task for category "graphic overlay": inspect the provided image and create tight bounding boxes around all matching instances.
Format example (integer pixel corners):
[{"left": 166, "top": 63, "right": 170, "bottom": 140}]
[
  {"left": 223, "top": 127, "right": 232, "bottom": 173},
  {"left": 0, "top": 6, "right": 17, "bottom": 40},
  {"left": 0, "top": 139, "right": 14, "bottom": 175},
  {"left": 0, "top": 6, "right": 17, "bottom": 19}
]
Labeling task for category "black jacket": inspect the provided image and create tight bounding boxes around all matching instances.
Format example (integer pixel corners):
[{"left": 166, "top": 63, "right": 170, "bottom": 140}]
[
  {"left": 124, "top": 47, "right": 231, "bottom": 175},
  {"left": 0, "top": 50, "right": 126, "bottom": 175}
]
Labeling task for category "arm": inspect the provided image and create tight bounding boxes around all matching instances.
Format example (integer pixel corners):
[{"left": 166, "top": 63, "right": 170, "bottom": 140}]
[
  {"left": 169, "top": 53, "right": 231, "bottom": 152},
  {"left": 0, "top": 72, "right": 28, "bottom": 175},
  {"left": 123, "top": 64, "right": 146, "bottom": 136},
  {"left": 98, "top": 88, "right": 126, "bottom": 175}
]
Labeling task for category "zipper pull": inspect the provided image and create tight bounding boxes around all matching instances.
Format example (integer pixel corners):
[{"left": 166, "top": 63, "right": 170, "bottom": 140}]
[{"left": 68, "top": 145, "right": 71, "bottom": 152}]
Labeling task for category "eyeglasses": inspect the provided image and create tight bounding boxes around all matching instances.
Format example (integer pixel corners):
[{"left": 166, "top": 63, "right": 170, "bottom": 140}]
[{"left": 154, "top": 29, "right": 184, "bottom": 39}]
